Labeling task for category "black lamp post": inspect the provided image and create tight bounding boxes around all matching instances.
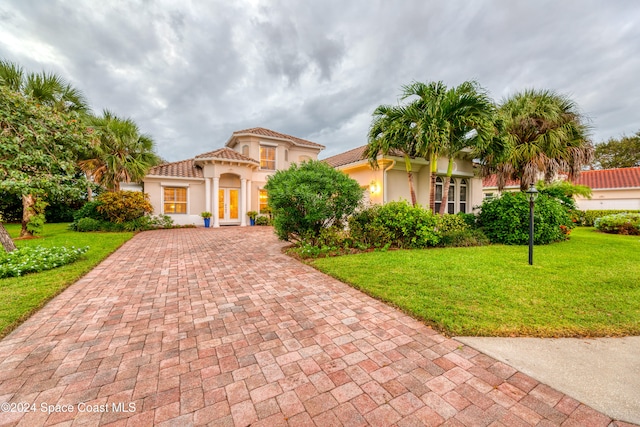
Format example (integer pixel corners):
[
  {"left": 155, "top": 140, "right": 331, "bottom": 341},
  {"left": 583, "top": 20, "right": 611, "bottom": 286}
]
[{"left": 525, "top": 185, "right": 539, "bottom": 265}]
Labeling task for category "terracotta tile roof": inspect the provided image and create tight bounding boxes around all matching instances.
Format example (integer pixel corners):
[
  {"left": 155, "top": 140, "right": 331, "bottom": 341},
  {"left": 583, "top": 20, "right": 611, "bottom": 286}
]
[
  {"left": 323, "top": 145, "right": 408, "bottom": 168},
  {"left": 573, "top": 167, "right": 640, "bottom": 189},
  {"left": 194, "top": 147, "right": 259, "bottom": 164},
  {"left": 482, "top": 175, "right": 520, "bottom": 188},
  {"left": 229, "top": 127, "right": 325, "bottom": 149},
  {"left": 147, "top": 159, "right": 203, "bottom": 178},
  {"left": 482, "top": 167, "right": 640, "bottom": 189}
]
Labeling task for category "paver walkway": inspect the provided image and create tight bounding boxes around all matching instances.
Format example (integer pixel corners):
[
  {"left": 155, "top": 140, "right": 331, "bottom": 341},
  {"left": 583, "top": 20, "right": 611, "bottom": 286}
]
[{"left": 0, "top": 227, "right": 633, "bottom": 426}]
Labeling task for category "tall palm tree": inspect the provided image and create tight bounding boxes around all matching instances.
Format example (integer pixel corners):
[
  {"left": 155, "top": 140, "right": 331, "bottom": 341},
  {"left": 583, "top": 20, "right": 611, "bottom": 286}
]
[
  {"left": 402, "top": 81, "right": 496, "bottom": 213},
  {"left": 487, "top": 89, "right": 593, "bottom": 191},
  {"left": 365, "top": 103, "right": 423, "bottom": 206},
  {"left": 81, "top": 110, "right": 161, "bottom": 192}
]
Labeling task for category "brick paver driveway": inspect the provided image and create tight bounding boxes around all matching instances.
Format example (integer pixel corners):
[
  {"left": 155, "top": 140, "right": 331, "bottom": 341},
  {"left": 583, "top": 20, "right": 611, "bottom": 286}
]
[{"left": 0, "top": 228, "right": 623, "bottom": 426}]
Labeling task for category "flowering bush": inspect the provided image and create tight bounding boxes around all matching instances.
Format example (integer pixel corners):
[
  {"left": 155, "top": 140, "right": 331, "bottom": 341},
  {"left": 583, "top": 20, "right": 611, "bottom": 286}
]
[{"left": 0, "top": 246, "right": 89, "bottom": 278}]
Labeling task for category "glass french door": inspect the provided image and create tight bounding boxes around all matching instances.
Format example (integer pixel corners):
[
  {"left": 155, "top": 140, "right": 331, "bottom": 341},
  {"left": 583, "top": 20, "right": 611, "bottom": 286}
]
[{"left": 218, "top": 189, "right": 239, "bottom": 223}]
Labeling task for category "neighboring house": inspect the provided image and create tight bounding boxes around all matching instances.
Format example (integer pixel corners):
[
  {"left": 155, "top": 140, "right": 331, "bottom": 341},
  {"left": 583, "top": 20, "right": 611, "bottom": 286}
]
[
  {"left": 323, "top": 146, "right": 483, "bottom": 213},
  {"left": 144, "top": 128, "right": 324, "bottom": 226},
  {"left": 573, "top": 167, "right": 640, "bottom": 210},
  {"left": 482, "top": 167, "right": 640, "bottom": 210}
]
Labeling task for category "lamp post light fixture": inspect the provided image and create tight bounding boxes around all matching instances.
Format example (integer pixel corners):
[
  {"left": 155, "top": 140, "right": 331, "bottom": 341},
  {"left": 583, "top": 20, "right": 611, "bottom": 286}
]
[{"left": 525, "top": 184, "right": 539, "bottom": 265}]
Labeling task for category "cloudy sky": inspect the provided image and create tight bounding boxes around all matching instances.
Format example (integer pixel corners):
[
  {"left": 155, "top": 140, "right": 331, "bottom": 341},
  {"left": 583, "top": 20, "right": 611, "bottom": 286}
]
[{"left": 1, "top": 0, "right": 639, "bottom": 161}]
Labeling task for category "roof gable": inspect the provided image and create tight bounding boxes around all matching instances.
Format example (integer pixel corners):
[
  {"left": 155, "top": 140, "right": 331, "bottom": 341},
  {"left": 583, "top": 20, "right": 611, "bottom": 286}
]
[
  {"left": 194, "top": 147, "right": 259, "bottom": 165},
  {"left": 147, "top": 159, "right": 203, "bottom": 178},
  {"left": 323, "top": 145, "right": 410, "bottom": 168},
  {"left": 227, "top": 127, "right": 325, "bottom": 149}
]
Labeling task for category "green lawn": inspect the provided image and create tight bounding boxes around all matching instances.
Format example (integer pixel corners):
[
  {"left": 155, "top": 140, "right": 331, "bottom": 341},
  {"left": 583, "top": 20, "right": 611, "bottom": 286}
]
[
  {"left": 0, "top": 223, "right": 133, "bottom": 338},
  {"left": 312, "top": 228, "right": 640, "bottom": 337}
]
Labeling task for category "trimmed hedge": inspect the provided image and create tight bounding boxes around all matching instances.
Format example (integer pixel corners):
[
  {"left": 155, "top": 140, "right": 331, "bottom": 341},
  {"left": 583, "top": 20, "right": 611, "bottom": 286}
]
[
  {"left": 575, "top": 209, "right": 640, "bottom": 226},
  {"left": 594, "top": 213, "right": 640, "bottom": 235}
]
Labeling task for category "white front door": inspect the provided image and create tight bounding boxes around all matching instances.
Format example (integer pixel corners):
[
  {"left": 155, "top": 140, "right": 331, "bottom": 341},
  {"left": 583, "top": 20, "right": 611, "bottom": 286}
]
[{"left": 218, "top": 188, "right": 240, "bottom": 224}]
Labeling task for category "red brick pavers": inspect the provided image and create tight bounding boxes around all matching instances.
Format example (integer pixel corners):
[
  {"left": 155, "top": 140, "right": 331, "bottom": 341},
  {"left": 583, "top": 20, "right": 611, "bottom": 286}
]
[{"left": 0, "top": 227, "right": 630, "bottom": 426}]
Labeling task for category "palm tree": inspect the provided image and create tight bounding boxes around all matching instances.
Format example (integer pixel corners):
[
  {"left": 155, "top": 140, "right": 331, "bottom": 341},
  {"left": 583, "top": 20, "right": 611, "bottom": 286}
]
[
  {"left": 365, "top": 103, "right": 423, "bottom": 206},
  {"left": 487, "top": 89, "right": 593, "bottom": 191},
  {"left": 81, "top": 111, "right": 161, "bottom": 192},
  {"left": 400, "top": 82, "right": 447, "bottom": 211},
  {"left": 402, "top": 81, "right": 496, "bottom": 213}
]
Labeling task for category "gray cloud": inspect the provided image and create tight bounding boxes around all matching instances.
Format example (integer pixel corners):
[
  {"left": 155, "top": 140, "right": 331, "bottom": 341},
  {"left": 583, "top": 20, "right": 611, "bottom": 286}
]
[{"left": 1, "top": 0, "right": 639, "bottom": 161}]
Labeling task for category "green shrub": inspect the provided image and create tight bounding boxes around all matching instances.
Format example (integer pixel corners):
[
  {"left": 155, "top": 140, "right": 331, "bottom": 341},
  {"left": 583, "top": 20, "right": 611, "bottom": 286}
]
[
  {"left": 0, "top": 245, "right": 89, "bottom": 278},
  {"left": 73, "top": 201, "right": 106, "bottom": 222},
  {"left": 457, "top": 212, "right": 477, "bottom": 228},
  {"left": 265, "top": 160, "right": 363, "bottom": 243},
  {"left": 96, "top": 191, "right": 153, "bottom": 223},
  {"left": 436, "top": 214, "right": 470, "bottom": 234},
  {"left": 478, "top": 192, "right": 573, "bottom": 245},
  {"left": 74, "top": 217, "right": 103, "bottom": 232},
  {"left": 594, "top": 213, "right": 640, "bottom": 235},
  {"left": 74, "top": 214, "right": 174, "bottom": 232},
  {"left": 349, "top": 201, "right": 440, "bottom": 249},
  {"left": 437, "top": 229, "right": 490, "bottom": 247},
  {"left": 577, "top": 209, "right": 640, "bottom": 226},
  {"left": 255, "top": 216, "right": 271, "bottom": 226}
]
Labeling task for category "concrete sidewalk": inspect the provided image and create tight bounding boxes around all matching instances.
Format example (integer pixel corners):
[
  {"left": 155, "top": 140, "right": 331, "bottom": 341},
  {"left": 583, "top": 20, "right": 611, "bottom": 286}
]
[{"left": 456, "top": 336, "right": 640, "bottom": 425}]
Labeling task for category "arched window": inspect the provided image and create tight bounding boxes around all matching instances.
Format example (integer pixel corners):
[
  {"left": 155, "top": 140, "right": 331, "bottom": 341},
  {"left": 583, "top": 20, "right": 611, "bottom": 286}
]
[
  {"left": 447, "top": 178, "right": 456, "bottom": 214},
  {"left": 241, "top": 145, "right": 249, "bottom": 156},
  {"left": 459, "top": 179, "right": 468, "bottom": 213},
  {"left": 434, "top": 177, "right": 443, "bottom": 213},
  {"left": 284, "top": 149, "right": 289, "bottom": 162}
]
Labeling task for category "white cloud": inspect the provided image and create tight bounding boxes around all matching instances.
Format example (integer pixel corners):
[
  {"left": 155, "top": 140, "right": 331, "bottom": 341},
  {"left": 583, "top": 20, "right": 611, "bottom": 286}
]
[{"left": 1, "top": 0, "right": 639, "bottom": 161}]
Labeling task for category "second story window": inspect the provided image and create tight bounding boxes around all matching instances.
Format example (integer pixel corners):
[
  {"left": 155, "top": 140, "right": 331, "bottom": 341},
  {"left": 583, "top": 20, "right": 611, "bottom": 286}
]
[{"left": 260, "top": 145, "right": 276, "bottom": 170}]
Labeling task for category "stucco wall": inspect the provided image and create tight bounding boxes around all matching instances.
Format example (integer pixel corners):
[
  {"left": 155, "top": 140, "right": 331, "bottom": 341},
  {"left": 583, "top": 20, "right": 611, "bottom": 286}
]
[
  {"left": 144, "top": 178, "right": 206, "bottom": 225},
  {"left": 576, "top": 188, "right": 640, "bottom": 210}
]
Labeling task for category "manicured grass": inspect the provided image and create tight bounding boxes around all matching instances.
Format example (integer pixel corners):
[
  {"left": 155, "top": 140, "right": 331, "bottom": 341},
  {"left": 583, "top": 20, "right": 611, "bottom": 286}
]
[
  {"left": 312, "top": 228, "right": 640, "bottom": 337},
  {"left": 0, "top": 223, "right": 133, "bottom": 338}
]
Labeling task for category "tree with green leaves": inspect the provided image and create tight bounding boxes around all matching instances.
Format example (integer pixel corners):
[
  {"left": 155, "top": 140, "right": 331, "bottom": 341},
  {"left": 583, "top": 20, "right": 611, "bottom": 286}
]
[
  {"left": 0, "top": 86, "right": 92, "bottom": 247},
  {"left": 265, "top": 160, "right": 363, "bottom": 243},
  {"left": 592, "top": 131, "right": 640, "bottom": 169},
  {"left": 1, "top": 59, "right": 91, "bottom": 237},
  {"left": 485, "top": 89, "right": 593, "bottom": 191},
  {"left": 365, "top": 104, "right": 423, "bottom": 206},
  {"left": 403, "top": 80, "right": 496, "bottom": 213},
  {"left": 80, "top": 110, "right": 161, "bottom": 192}
]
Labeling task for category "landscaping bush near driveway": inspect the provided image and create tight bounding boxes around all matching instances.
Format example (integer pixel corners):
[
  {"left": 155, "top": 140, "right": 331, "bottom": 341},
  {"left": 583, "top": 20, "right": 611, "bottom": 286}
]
[
  {"left": 265, "top": 160, "right": 363, "bottom": 243},
  {"left": 349, "top": 201, "right": 440, "bottom": 249},
  {"left": 0, "top": 245, "right": 88, "bottom": 278}
]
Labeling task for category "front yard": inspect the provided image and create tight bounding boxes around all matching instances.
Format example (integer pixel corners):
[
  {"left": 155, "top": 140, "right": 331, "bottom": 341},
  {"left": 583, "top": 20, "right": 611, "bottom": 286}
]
[
  {"left": 0, "top": 223, "right": 133, "bottom": 338},
  {"left": 313, "top": 227, "right": 640, "bottom": 337}
]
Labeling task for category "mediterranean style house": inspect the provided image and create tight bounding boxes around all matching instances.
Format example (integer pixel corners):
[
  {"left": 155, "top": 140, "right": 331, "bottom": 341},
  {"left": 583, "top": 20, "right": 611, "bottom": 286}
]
[
  {"left": 144, "top": 127, "right": 484, "bottom": 226},
  {"left": 482, "top": 167, "right": 640, "bottom": 210},
  {"left": 144, "top": 128, "right": 325, "bottom": 226}
]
